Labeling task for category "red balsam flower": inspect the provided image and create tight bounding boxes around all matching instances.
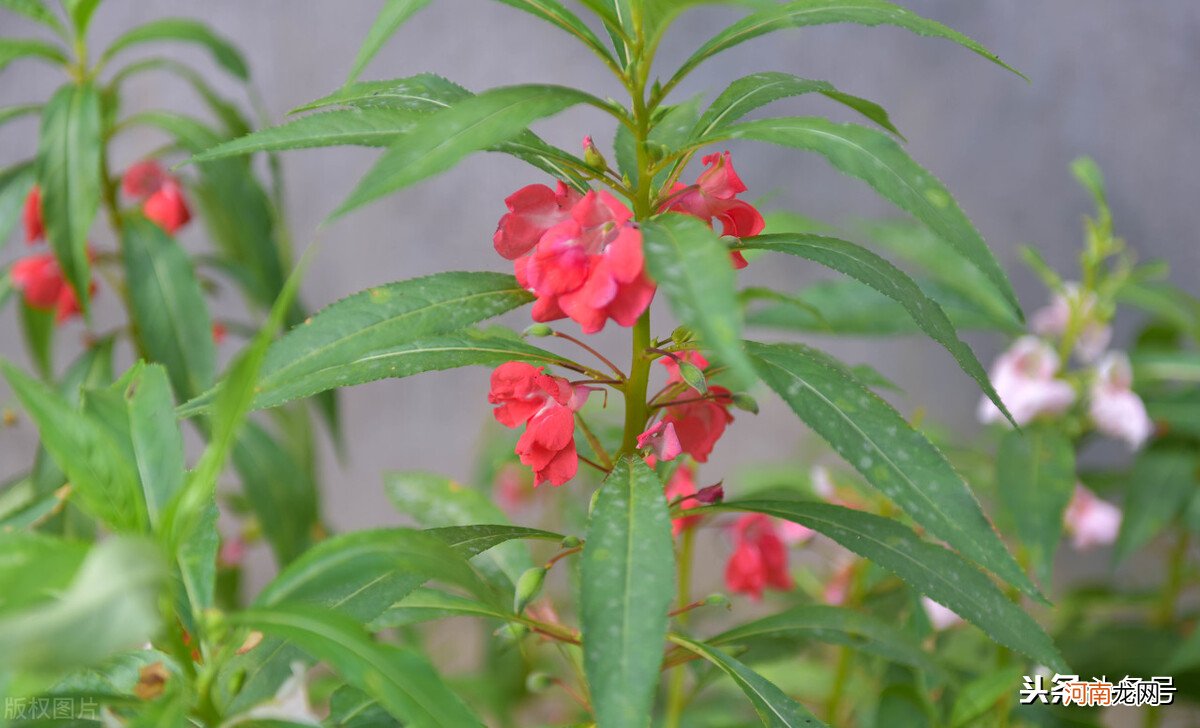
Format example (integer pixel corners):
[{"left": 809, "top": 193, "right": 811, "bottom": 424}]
[
  {"left": 11, "top": 253, "right": 90, "bottom": 322},
  {"left": 488, "top": 362, "right": 587, "bottom": 487},
  {"left": 23, "top": 186, "right": 43, "bottom": 243},
  {"left": 659, "top": 352, "right": 734, "bottom": 462},
  {"left": 724, "top": 514, "right": 793, "bottom": 600},
  {"left": 664, "top": 464, "right": 701, "bottom": 537},
  {"left": 122, "top": 160, "right": 192, "bottom": 234},
  {"left": 663, "top": 151, "right": 764, "bottom": 268}
]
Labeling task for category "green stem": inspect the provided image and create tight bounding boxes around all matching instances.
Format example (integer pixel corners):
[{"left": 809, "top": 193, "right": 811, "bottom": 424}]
[
  {"left": 664, "top": 527, "right": 696, "bottom": 728},
  {"left": 620, "top": 313, "right": 652, "bottom": 454},
  {"left": 1156, "top": 531, "right": 1189, "bottom": 626}
]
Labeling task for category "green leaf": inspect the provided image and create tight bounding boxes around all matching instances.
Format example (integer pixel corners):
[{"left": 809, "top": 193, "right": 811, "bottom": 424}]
[
  {"left": 179, "top": 272, "right": 540, "bottom": 415},
  {"left": 0, "top": 538, "right": 166, "bottom": 673},
  {"left": 0, "top": 532, "right": 88, "bottom": 614},
  {"left": 234, "top": 605, "right": 483, "bottom": 726},
  {"left": 0, "top": 0, "right": 66, "bottom": 35},
  {"left": 384, "top": 471, "right": 532, "bottom": 588},
  {"left": 581, "top": 457, "right": 675, "bottom": 727},
  {"left": 110, "top": 57, "right": 251, "bottom": 136},
  {"left": 18, "top": 300, "right": 54, "bottom": 379},
  {"left": 706, "top": 117, "right": 1021, "bottom": 320},
  {"left": 231, "top": 422, "right": 320, "bottom": 565},
  {"left": 996, "top": 426, "right": 1075, "bottom": 583},
  {"left": 371, "top": 587, "right": 513, "bottom": 629},
  {"left": 334, "top": 84, "right": 600, "bottom": 217},
  {"left": 347, "top": 0, "right": 432, "bottom": 83},
  {"left": 328, "top": 684, "right": 404, "bottom": 728},
  {"left": 0, "top": 161, "right": 37, "bottom": 250},
  {"left": 739, "top": 234, "right": 1011, "bottom": 421},
  {"left": 0, "top": 360, "right": 145, "bottom": 532},
  {"left": 715, "top": 500, "right": 1065, "bottom": 671},
  {"left": 745, "top": 341, "right": 1038, "bottom": 600},
  {"left": 710, "top": 605, "right": 940, "bottom": 675},
  {"left": 192, "top": 108, "right": 422, "bottom": 158},
  {"left": 101, "top": 18, "right": 249, "bottom": 80},
  {"left": 948, "top": 664, "right": 1025, "bottom": 728},
  {"left": 127, "top": 363, "right": 185, "bottom": 529},
  {"left": 1131, "top": 349, "right": 1200, "bottom": 384},
  {"left": 668, "top": 0, "right": 1023, "bottom": 90},
  {"left": 36, "top": 82, "right": 102, "bottom": 310},
  {"left": 427, "top": 523, "right": 565, "bottom": 557},
  {"left": 643, "top": 214, "right": 757, "bottom": 388},
  {"left": 488, "top": 0, "right": 617, "bottom": 70},
  {"left": 670, "top": 634, "right": 828, "bottom": 727},
  {"left": 121, "top": 214, "right": 216, "bottom": 399},
  {"left": 63, "top": 0, "right": 101, "bottom": 35},
  {"left": 0, "top": 38, "right": 68, "bottom": 72},
  {"left": 1115, "top": 449, "right": 1197, "bottom": 560},
  {"left": 693, "top": 72, "right": 899, "bottom": 139}
]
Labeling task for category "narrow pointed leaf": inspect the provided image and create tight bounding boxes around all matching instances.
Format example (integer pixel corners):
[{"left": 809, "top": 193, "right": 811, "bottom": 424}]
[
  {"left": 101, "top": 19, "right": 249, "bottom": 80},
  {"left": 581, "top": 457, "right": 675, "bottom": 727},
  {"left": 489, "top": 0, "right": 616, "bottom": 68},
  {"left": 643, "top": 214, "right": 757, "bottom": 388},
  {"left": 670, "top": 635, "right": 828, "bottom": 727},
  {"left": 231, "top": 422, "right": 320, "bottom": 565},
  {"left": 1115, "top": 450, "right": 1197, "bottom": 561},
  {"left": 0, "top": 0, "right": 66, "bottom": 35},
  {"left": 127, "top": 363, "right": 185, "bottom": 529},
  {"left": 333, "top": 84, "right": 600, "bottom": 217},
  {"left": 0, "top": 162, "right": 36, "bottom": 250},
  {"left": 745, "top": 341, "right": 1038, "bottom": 600},
  {"left": 670, "top": 0, "right": 1023, "bottom": 88},
  {"left": 346, "top": 0, "right": 432, "bottom": 83},
  {"left": 705, "top": 117, "right": 1021, "bottom": 319},
  {"left": 372, "top": 588, "right": 514, "bottom": 629},
  {"left": 191, "top": 108, "right": 423, "bottom": 159},
  {"left": 714, "top": 500, "right": 1066, "bottom": 671},
  {"left": 0, "top": 38, "right": 68, "bottom": 72},
  {"left": 996, "top": 426, "right": 1075, "bottom": 583},
  {"left": 693, "top": 71, "right": 899, "bottom": 139},
  {"left": 427, "top": 524, "right": 564, "bottom": 557},
  {"left": 37, "top": 82, "right": 102, "bottom": 310},
  {"left": 738, "top": 233, "right": 1012, "bottom": 422}
]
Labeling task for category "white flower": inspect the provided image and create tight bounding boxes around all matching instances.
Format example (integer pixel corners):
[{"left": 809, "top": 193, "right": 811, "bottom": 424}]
[
  {"left": 921, "top": 597, "right": 963, "bottom": 631},
  {"left": 225, "top": 662, "right": 320, "bottom": 727},
  {"left": 1089, "top": 352, "right": 1153, "bottom": 449},
  {"left": 809, "top": 465, "right": 836, "bottom": 500},
  {"left": 1063, "top": 485, "right": 1122, "bottom": 551},
  {"left": 1031, "top": 283, "right": 1112, "bottom": 363},
  {"left": 978, "top": 337, "right": 1076, "bottom": 426}
]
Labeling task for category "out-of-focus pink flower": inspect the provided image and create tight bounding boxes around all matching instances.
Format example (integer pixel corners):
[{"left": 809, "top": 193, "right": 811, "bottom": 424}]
[
  {"left": 122, "top": 160, "right": 192, "bottom": 234},
  {"left": 122, "top": 160, "right": 169, "bottom": 197},
  {"left": 494, "top": 463, "right": 530, "bottom": 512},
  {"left": 1030, "top": 283, "right": 1112, "bottom": 363},
  {"left": 921, "top": 597, "right": 963, "bottom": 630},
  {"left": 10, "top": 253, "right": 92, "bottom": 322},
  {"left": 777, "top": 520, "right": 815, "bottom": 546},
  {"left": 1089, "top": 352, "right": 1153, "bottom": 449},
  {"left": 493, "top": 182, "right": 582, "bottom": 260},
  {"left": 664, "top": 464, "right": 700, "bottom": 536},
  {"left": 977, "top": 336, "right": 1076, "bottom": 426},
  {"left": 1063, "top": 485, "right": 1122, "bottom": 550},
  {"left": 488, "top": 362, "right": 584, "bottom": 486},
  {"left": 219, "top": 536, "right": 246, "bottom": 567},
  {"left": 212, "top": 322, "right": 228, "bottom": 345},
  {"left": 823, "top": 559, "right": 855, "bottom": 606},
  {"left": 637, "top": 420, "right": 681, "bottom": 462},
  {"left": 23, "top": 186, "right": 43, "bottom": 243},
  {"left": 810, "top": 465, "right": 836, "bottom": 500},
  {"left": 724, "top": 514, "right": 793, "bottom": 600},
  {"left": 515, "top": 191, "right": 655, "bottom": 333},
  {"left": 662, "top": 152, "right": 764, "bottom": 269},
  {"left": 659, "top": 351, "right": 734, "bottom": 462}
]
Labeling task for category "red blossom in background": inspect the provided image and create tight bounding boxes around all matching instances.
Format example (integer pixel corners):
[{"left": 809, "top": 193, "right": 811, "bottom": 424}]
[
  {"left": 659, "top": 351, "right": 734, "bottom": 462},
  {"left": 23, "top": 186, "right": 43, "bottom": 243},
  {"left": 724, "top": 513, "right": 793, "bottom": 600},
  {"left": 488, "top": 362, "right": 587, "bottom": 487},
  {"left": 663, "top": 151, "right": 765, "bottom": 269},
  {"left": 10, "top": 253, "right": 90, "bottom": 322},
  {"left": 122, "top": 160, "right": 192, "bottom": 234},
  {"left": 664, "top": 464, "right": 701, "bottom": 536}
]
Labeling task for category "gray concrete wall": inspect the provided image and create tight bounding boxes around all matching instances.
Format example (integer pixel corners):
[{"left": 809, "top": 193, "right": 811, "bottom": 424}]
[{"left": 2, "top": 1, "right": 1198, "bottom": 537}]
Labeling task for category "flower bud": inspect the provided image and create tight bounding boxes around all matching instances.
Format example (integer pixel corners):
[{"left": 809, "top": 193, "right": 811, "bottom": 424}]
[
  {"left": 560, "top": 534, "right": 582, "bottom": 549},
  {"left": 675, "top": 359, "right": 707, "bottom": 394},
  {"left": 513, "top": 566, "right": 548, "bottom": 614},
  {"left": 583, "top": 135, "right": 608, "bottom": 170},
  {"left": 694, "top": 482, "right": 725, "bottom": 504},
  {"left": 671, "top": 326, "right": 695, "bottom": 344},
  {"left": 731, "top": 392, "right": 759, "bottom": 414},
  {"left": 523, "top": 323, "right": 553, "bottom": 338},
  {"left": 703, "top": 593, "right": 731, "bottom": 609},
  {"left": 494, "top": 622, "right": 529, "bottom": 645},
  {"left": 525, "top": 671, "right": 554, "bottom": 693}
]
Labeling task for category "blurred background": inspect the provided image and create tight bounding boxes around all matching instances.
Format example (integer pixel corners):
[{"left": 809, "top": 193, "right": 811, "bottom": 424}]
[{"left": 1, "top": 0, "right": 1198, "bottom": 564}]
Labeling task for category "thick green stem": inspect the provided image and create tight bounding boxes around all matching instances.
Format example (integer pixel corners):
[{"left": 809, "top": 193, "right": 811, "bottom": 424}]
[
  {"left": 619, "top": 313, "right": 652, "bottom": 454},
  {"left": 664, "top": 527, "right": 696, "bottom": 728}
]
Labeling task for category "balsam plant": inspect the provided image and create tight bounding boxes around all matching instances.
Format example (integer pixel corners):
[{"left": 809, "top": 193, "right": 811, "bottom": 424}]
[{"left": 1, "top": 0, "right": 1195, "bottom": 726}]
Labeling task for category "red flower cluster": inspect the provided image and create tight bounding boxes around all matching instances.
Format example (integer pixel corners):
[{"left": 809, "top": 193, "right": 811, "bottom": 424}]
[
  {"left": 664, "top": 464, "right": 701, "bottom": 537},
  {"left": 724, "top": 514, "right": 794, "bottom": 600},
  {"left": 11, "top": 186, "right": 91, "bottom": 322},
  {"left": 495, "top": 184, "right": 655, "bottom": 334},
  {"left": 122, "top": 160, "right": 192, "bottom": 234},
  {"left": 488, "top": 362, "right": 588, "bottom": 487},
  {"left": 663, "top": 151, "right": 764, "bottom": 269},
  {"left": 659, "top": 352, "right": 735, "bottom": 463}
]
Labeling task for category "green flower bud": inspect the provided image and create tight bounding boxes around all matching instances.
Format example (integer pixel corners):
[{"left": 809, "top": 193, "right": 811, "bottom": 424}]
[
  {"left": 583, "top": 135, "right": 608, "bottom": 170},
  {"left": 514, "top": 566, "right": 548, "bottom": 614},
  {"left": 525, "top": 671, "right": 554, "bottom": 693},
  {"left": 671, "top": 326, "right": 695, "bottom": 344},
  {"left": 523, "top": 323, "right": 553, "bottom": 337},
  {"left": 560, "top": 534, "right": 582, "bottom": 549},
  {"left": 495, "top": 622, "right": 529, "bottom": 645},
  {"left": 676, "top": 359, "right": 708, "bottom": 394},
  {"left": 731, "top": 392, "right": 759, "bottom": 414},
  {"left": 703, "top": 593, "right": 732, "bottom": 609}
]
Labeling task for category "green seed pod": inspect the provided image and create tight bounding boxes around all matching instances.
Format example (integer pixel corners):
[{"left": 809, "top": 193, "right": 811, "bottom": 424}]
[
  {"left": 731, "top": 392, "right": 759, "bottom": 414},
  {"left": 676, "top": 359, "right": 708, "bottom": 394},
  {"left": 523, "top": 323, "right": 553, "bottom": 337},
  {"left": 514, "top": 566, "right": 548, "bottom": 614},
  {"left": 560, "top": 534, "right": 582, "bottom": 549}
]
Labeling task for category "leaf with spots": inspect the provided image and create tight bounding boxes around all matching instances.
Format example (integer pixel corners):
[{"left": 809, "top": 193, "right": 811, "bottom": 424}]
[
  {"left": 711, "top": 501, "right": 1066, "bottom": 672},
  {"left": 745, "top": 341, "right": 1039, "bottom": 602},
  {"left": 581, "top": 457, "right": 675, "bottom": 727}
]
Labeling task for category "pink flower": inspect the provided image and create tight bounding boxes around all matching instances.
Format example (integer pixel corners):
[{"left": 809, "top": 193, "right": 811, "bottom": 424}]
[
  {"left": 823, "top": 559, "right": 854, "bottom": 606},
  {"left": 516, "top": 191, "right": 655, "bottom": 334},
  {"left": 921, "top": 597, "right": 963, "bottom": 630},
  {"left": 10, "top": 253, "right": 92, "bottom": 322},
  {"left": 662, "top": 152, "right": 765, "bottom": 269},
  {"left": 1031, "top": 283, "right": 1111, "bottom": 364},
  {"left": 1063, "top": 485, "right": 1122, "bottom": 550},
  {"left": 664, "top": 464, "right": 700, "bottom": 536},
  {"left": 212, "top": 322, "right": 228, "bottom": 345},
  {"left": 637, "top": 420, "right": 681, "bottom": 462},
  {"left": 23, "top": 186, "right": 43, "bottom": 243},
  {"left": 1089, "top": 352, "right": 1153, "bottom": 449},
  {"left": 219, "top": 536, "right": 246, "bottom": 567},
  {"left": 977, "top": 336, "right": 1076, "bottom": 426},
  {"left": 724, "top": 514, "right": 793, "bottom": 600},
  {"left": 810, "top": 465, "right": 836, "bottom": 500},
  {"left": 122, "top": 160, "right": 192, "bottom": 234},
  {"left": 494, "top": 463, "right": 531, "bottom": 512},
  {"left": 777, "top": 520, "right": 815, "bottom": 546},
  {"left": 493, "top": 182, "right": 581, "bottom": 260},
  {"left": 658, "top": 352, "right": 735, "bottom": 462},
  {"left": 488, "top": 362, "right": 583, "bottom": 487}
]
